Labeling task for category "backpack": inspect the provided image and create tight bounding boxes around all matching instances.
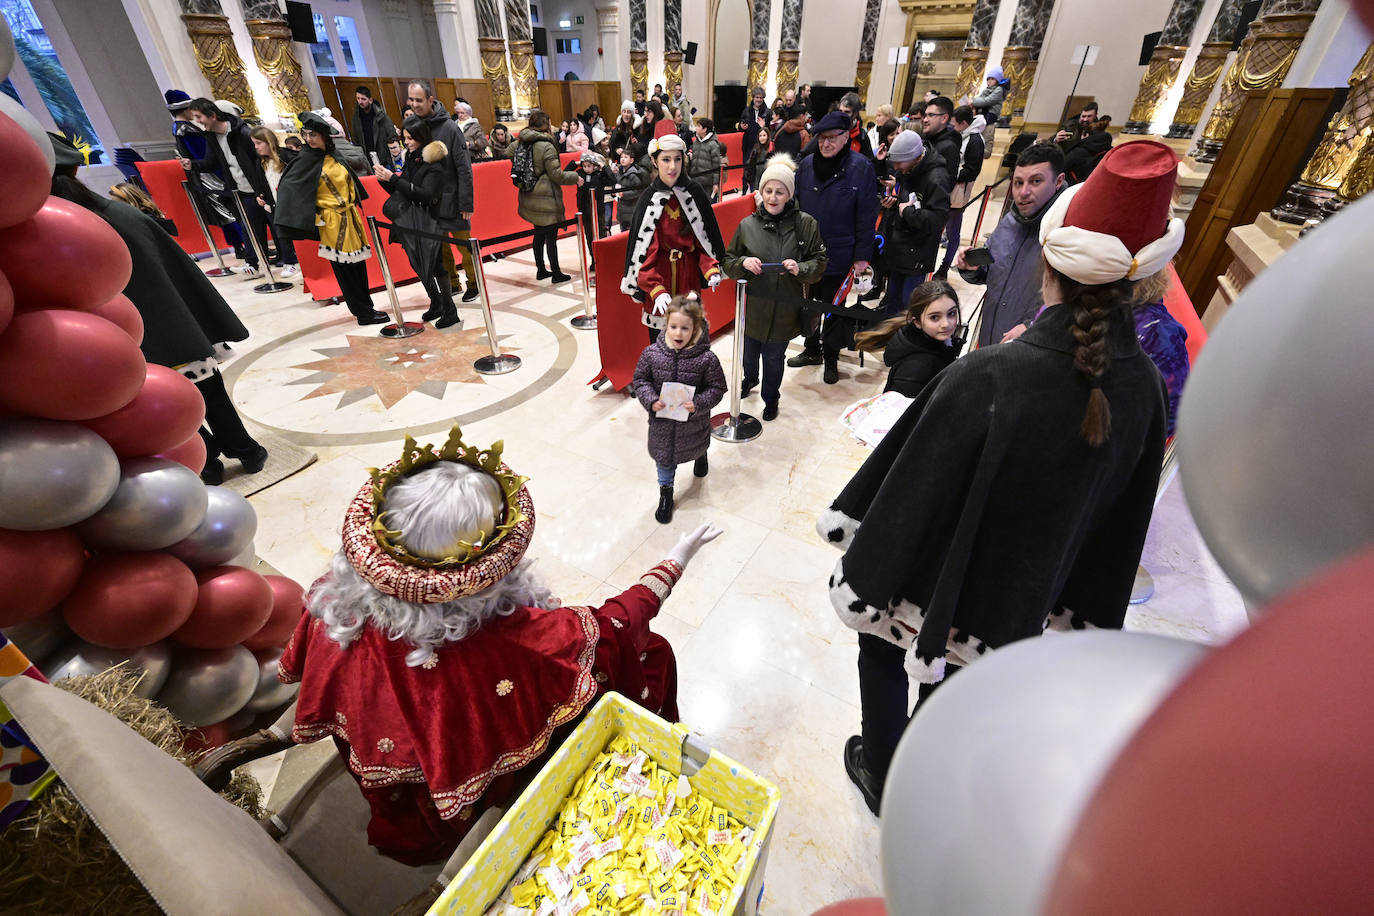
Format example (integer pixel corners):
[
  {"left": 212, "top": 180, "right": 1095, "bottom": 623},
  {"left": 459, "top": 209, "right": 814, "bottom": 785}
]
[{"left": 510, "top": 141, "right": 538, "bottom": 191}]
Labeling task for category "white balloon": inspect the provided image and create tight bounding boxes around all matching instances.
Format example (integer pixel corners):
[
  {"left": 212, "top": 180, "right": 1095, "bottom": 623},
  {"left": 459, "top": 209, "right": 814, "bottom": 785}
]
[
  {"left": 880, "top": 631, "right": 1207, "bottom": 916},
  {"left": 156, "top": 645, "right": 257, "bottom": 727},
  {"left": 1178, "top": 193, "right": 1374, "bottom": 607},
  {"left": 0, "top": 93, "right": 55, "bottom": 176},
  {"left": 228, "top": 540, "right": 257, "bottom": 568},
  {"left": 243, "top": 648, "right": 299, "bottom": 713}
]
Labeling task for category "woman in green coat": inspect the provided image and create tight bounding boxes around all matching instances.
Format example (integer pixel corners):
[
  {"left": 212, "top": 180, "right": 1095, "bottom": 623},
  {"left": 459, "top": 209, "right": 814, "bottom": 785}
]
[
  {"left": 515, "top": 109, "right": 583, "bottom": 283},
  {"left": 721, "top": 155, "right": 828, "bottom": 420}
]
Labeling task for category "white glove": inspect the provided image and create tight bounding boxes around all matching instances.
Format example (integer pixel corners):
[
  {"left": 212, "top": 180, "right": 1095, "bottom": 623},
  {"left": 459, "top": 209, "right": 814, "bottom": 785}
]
[
  {"left": 708, "top": 274, "right": 722, "bottom": 291},
  {"left": 665, "top": 523, "right": 723, "bottom": 571},
  {"left": 652, "top": 293, "right": 671, "bottom": 316}
]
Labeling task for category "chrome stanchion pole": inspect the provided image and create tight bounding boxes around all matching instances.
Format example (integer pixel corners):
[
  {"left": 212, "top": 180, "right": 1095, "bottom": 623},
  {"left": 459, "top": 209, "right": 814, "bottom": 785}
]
[
  {"left": 471, "top": 236, "right": 521, "bottom": 375},
  {"left": 711, "top": 279, "right": 762, "bottom": 443},
  {"left": 366, "top": 216, "right": 424, "bottom": 339},
  {"left": 231, "top": 194, "right": 292, "bottom": 293},
  {"left": 182, "top": 180, "right": 234, "bottom": 277},
  {"left": 571, "top": 213, "right": 597, "bottom": 330}
]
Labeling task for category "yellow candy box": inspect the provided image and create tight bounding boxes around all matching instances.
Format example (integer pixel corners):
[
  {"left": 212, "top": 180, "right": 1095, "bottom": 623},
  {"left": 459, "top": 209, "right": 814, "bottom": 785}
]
[{"left": 427, "top": 693, "right": 779, "bottom": 916}]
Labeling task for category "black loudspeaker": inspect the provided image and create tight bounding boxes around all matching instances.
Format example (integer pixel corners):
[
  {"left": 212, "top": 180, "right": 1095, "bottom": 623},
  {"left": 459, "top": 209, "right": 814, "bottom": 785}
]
[
  {"left": 684, "top": 42, "right": 698, "bottom": 66},
  {"left": 1139, "top": 31, "right": 1161, "bottom": 66},
  {"left": 284, "top": 1, "right": 315, "bottom": 43},
  {"left": 532, "top": 27, "right": 549, "bottom": 57},
  {"left": 1233, "top": 1, "right": 1262, "bottom": 51}
]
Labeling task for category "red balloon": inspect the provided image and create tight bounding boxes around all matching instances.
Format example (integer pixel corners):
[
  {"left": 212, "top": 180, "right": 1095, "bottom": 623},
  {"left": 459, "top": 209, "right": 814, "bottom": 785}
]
[
  {"left": 82, "top": 364, "right": 205, "bottom": 457},
  {"left": 62, "top": 552, "right": 198, "bottom": 649},
  {"left": 243, "top": 574, "right": 306, "bottom": 651},
  {"left": 811, "top": 900, "right": 887, "bottom": 916},
  {"left": 174, "top": 566, "right": 274, "bottom": 649},
  {"left": 156, "top": 431, "right": 208, "bottom": 474},
  {"left": 0, "top": 197, "right": 131, "bottom": 312},
  {"left": 0, "top": 309, "right": 145, "bottom": 420},
  {"left": 0, "top": 268, "right": 12, "bottom": 337},
  {"left": 182, "top": 719, "right": 236, "bottom": 753},
  {"left": 88, "top": 293, "right": 143, "bottom": 345},
  {"left": 0, "top": 113, "right": 52, "bottom": 230},
  {"left": 0, "top": 526, "right": 87, "bottom": 627},
  {"left": 1045, "top": 546, "right": 1374, "bottom": 915}
]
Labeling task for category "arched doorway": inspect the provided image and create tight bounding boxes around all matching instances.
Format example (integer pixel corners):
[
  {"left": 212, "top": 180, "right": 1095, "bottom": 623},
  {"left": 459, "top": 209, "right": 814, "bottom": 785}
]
[{"left": 707, "top": 0, "right": 752, "bottom": 127}]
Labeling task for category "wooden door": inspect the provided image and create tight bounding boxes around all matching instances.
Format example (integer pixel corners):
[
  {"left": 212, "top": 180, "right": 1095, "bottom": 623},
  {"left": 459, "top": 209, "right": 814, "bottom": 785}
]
[
  {"left": 1177, "top": 88, "right": 1343, "bottom": 313},
  {"left": 597, "top": 82, "right": 624, "bottom": 126},
  {"left": 338, "top": 77, "right": 392, "bottom": 140},
  {"left": 568, "top": 81, "right": 599, "bottom": 121},
  {"left": 454, "top": 79, "right": 496, "bottom": 130},
  {"left": 315, "top": 77, "right": 343, "bottom": 127},
  {"left": 537, "top": 81, "right": 570, "bottom": 124}
]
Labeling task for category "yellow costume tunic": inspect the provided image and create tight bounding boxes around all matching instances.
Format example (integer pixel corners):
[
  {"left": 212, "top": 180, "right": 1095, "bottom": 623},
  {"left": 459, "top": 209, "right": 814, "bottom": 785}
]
[{"left": 316, "top": 155, "right": 371, "bottom": 263}]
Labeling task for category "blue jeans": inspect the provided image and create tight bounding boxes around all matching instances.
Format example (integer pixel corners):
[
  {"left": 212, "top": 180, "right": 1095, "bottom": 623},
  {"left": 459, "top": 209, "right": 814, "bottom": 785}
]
[
  {"left": 940, "top": 208, "right": 965, "bottom": 270},
  {"left": 657, "top": 463, "right": 675, "bottom": 487},
  {"left": 881, "top": 272, "right": 925, "bottom": 315},
  {"left": 742, "top": 335, "right": 787, "bottom": 406}
]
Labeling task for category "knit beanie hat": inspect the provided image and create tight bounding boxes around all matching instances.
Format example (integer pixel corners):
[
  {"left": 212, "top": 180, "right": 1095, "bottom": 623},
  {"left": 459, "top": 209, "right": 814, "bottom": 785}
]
[
  {"left": 758, "top": 154, "right": 797, "bottom": 198},
  {"left": 888, "top": 130, "right": 924, "bottom": 163},
  {"left": 591, "top": 126, "right": 608, "bottom": 146},
  {"left": 622, "top": 99, "right": 635, "bottom": 113}
]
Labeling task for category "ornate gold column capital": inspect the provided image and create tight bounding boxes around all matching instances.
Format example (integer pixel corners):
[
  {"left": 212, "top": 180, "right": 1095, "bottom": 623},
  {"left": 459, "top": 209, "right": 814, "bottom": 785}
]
[
  {"left": 508, "top": 39, "right": 539, "bottom": 114},
  {"left": 664, "top": 51, "right": 684, "bottom": 89},
  {"left": 855, "top": 60, "right": 874, "bottom": 111},
  {"left": 181, "top": 12, "right": 257, "bottom": 116},
  {"left": 1123, "top": 44, "right": 1187, "bottom": 134},
  {"left": 955, "top": 47, "right": 989, "bottom": 104},
  {"left": 479, "top": 36, "right": 514, "bottom": 116},
  {"left": 246, "top": 18, "right": 310, "bottom": 118},
  {"left": 630, "top": 49, "right": 649, "bottom": 97},
  {"left": 747, "top": 49, "right": 769, "bottom": 94},
  {"left": 1168, "top": 41, "right": 1230, "bottom": 137},
  {"left": 776, "top": 49, "right": 799, "bottom": 96},
  {"left": 999, "top": 45, "right": 1032, "bottom": 123}
]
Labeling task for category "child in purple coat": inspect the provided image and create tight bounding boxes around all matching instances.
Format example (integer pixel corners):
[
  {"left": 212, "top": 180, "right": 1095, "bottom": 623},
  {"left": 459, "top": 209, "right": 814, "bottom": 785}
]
[{"left": 631, "top": 295, "right": 728, "bottom": 523}]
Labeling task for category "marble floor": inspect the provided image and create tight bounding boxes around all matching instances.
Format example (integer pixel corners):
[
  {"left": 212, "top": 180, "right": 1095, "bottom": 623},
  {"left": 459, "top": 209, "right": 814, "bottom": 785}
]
[{"left": 217, "top": 220, "right": 1249, "bottom": 912}]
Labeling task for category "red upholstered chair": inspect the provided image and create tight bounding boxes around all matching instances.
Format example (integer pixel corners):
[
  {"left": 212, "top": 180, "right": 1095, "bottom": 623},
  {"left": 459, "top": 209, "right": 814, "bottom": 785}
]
[
  {"left": 295, "top": 176, "right": 418, "bottom": 303},
  {"left": 135, "top": 160, "right": 229, "bottom": 260},
  {"left": 718, "top": 133, "right": 744, "bottom": 196}
]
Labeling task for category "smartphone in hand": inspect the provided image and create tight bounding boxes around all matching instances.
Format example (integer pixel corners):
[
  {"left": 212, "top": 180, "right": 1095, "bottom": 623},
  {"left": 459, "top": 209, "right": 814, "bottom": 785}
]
[{"left": 964, "top": 246, "right": 994, "bottom": 268}]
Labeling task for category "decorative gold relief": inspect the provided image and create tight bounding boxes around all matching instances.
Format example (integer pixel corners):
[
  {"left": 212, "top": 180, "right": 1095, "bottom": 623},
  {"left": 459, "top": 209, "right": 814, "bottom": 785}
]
[
  {"left": 1125, "top": 45, "right": 1186, "bottom": 132},
  {"left": 1200, "top": 10, "right": 1318, "bottom": 154},
  {"left": 479, "top": 36, "right": 513, "bottom": 112},
  {"left": 664, "top": 51, "right": 684, "bottom": 89},
  {"left": 1337, "top": 127, "right": 1374, "bottom": 203},
  {"left": 747, "top": 49, "right": 769, "bottom": 93},
  {"left": 776, "top": 49, "right": 799, "bottom": 96},
  {"left": 955, "top": 47, "right": 989, "bottom": 103},
  {"left": 630, "top": 49, "right": 649, "bottom": 97},
  {"left": 855, "top": 61, "right": 873, "bottom": 111},
  {"left": 1170, "top": 42, "right": 1229, "bottom": 133},
  {"left": 999, "top": 45, "right": 1032, "bottom": 118},
  {"left": 247, "top": 19, "right": 310, "bottom": 117},
  {"left": 181, "top": 13, "right": 257, "bottom": 116},
  {"left": 508, "top": 39, "right": 539, "bottom": 113}
]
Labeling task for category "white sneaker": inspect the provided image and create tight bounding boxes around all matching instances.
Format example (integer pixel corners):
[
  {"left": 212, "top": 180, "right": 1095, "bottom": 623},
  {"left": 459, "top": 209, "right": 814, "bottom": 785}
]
[
  {"left": 280, "top": 264, "right": 300, "bottom": 278},
  {"left": 238, "top": 265, "right": 262, "bottom": 279}
]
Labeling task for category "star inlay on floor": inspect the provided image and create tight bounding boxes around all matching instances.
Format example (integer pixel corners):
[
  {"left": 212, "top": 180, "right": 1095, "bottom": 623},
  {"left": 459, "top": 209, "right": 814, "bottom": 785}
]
[{"left": 288, "top": 327, "right": 517, "bottom": 409}]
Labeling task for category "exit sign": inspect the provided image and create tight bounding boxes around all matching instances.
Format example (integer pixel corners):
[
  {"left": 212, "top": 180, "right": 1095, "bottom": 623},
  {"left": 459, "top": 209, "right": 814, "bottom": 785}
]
[{"left": 574, "top": 14, "right": 584, "bottom": 23}]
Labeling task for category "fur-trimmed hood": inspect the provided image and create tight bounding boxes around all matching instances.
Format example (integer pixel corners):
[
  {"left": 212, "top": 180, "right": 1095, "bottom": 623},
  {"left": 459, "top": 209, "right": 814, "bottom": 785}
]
[{"left": 422, "top": 139, "right": 449, "bottom": 164}]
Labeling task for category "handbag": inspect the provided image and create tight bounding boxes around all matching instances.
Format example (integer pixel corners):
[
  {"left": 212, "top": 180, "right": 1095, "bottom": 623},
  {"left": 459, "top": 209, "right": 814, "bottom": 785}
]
[{"left": 950, "top": 180, "right": 974, "bottom": 210}]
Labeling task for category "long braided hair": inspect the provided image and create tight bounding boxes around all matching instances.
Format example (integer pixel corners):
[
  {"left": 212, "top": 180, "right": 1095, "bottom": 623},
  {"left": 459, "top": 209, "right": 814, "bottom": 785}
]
[{"left": 1052, "top": 265, "right": 1136, "bottom": 447}]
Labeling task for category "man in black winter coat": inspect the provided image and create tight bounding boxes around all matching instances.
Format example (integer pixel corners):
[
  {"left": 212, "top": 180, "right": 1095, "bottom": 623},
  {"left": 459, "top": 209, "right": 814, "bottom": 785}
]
[
  {"left": 407, "top": 81, "right": 480, "bottom": 302},
  {"left": 920, "top": 96, "right": 961, "bottom": 192},
  {"left": 934, "top": 105, "right": 986, "bottom": 279},
  {"left": 878, "top": 130, "right": 949, "bottom": 315},
  {"left": 180, "top": 98, "right": 276, "bottom": 277}
]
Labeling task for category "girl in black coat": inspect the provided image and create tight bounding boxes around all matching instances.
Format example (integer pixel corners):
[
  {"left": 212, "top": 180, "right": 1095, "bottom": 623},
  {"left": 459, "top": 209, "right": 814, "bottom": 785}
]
[
  {"left": 374, "top": 116, "right": 459, "bottom": 328},
  {"left": 855, "top": 279, "right": 960, "bottom": 398}
]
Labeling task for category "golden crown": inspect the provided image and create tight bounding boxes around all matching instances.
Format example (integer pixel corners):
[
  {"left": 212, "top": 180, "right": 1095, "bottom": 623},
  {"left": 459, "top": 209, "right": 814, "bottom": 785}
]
[{"left": 368, "top": 427, "right": 528, "bottom": 568}]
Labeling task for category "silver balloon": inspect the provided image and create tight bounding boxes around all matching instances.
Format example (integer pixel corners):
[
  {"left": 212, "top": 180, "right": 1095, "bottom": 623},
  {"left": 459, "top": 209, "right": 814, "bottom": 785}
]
[
  {"left": 1, "top": 607, "right": 72, "bottom": 665},
  {"left": 228, "top": 540, "right": 257, "bottom": 569},
  {"left": 167, "top": 485, "right": 257, "bottom": 568},
  {"left": 880, "top": 631, "right": 1207, "bottom": 916},
  {"left": 78, "top": 457, "right": 208, "bottom": 551},
  {"left": 0, "top": 93, "right": 56, "bottom": 176},
  {"left": 243, "top": 648, "right": 300, "bottom": 714},
  {"left": 0, "top": 418, "right": 121, "bottom": 530},
  {"left": 155, "top": 645, "right": 257, "bottom": 727},
  {"left": 1179, "top": 194, "right": 1374, "bottom": 607},
  {"left": 43, "top": 639, "right": 172, "bottom": 699}
]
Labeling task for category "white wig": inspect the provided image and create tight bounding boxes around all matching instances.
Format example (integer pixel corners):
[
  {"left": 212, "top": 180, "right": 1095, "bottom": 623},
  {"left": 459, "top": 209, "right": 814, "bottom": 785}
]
[{"left": 308, "top": 463, "right": 557, "bottom": 667}]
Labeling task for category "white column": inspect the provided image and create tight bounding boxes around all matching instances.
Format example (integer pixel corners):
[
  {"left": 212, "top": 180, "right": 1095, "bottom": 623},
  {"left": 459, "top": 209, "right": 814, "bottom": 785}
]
[
  {"left": 123, "top": 0, "right": 210, "bottom": 97},
  {"left": 597, "top": 3, "right": 623, "bottom": 85},
  {"left": 432, "top": 0, "right": 482, "bottom": 77}
]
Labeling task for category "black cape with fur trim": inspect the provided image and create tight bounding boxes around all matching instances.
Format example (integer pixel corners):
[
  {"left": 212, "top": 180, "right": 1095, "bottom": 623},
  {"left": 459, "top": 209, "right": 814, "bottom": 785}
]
[
  {"left": 620, "top": 175, "right": 725, "bottom": 301},
  {"left": 273, "top": 145, "right": 368, "bottom": 242},
  {"left": 816, "top": 304, "right": 1167, "bottom": 684}
]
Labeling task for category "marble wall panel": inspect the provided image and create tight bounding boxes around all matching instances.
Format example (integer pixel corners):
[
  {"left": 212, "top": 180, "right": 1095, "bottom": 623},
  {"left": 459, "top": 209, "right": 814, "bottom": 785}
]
[
  {"left": 631, "top": 0, "right": 648, "bottom": 52},
  {"left": 966, "top": 0, "right": 1002, "bottom": 48},
  {"left": 859, "top": 0, "right": 882, "bottom": 61},
  {"left": 1161, "top": 0, "right": 1206, "bottom": 45},
  {"left": 665, "top": 0, "right": 681, "bottom": 50},
  {"left": 751, "top": 0, "right": 771, "bottom": 50},
  {"left": 779, "top": 0, "right": 802, "bottom": 51},
  {"left": 504, "top": 0, "right": 532, "bottom": 42},
  {"left": 476, "top": 0, "right": 504, "bottom": 38}
]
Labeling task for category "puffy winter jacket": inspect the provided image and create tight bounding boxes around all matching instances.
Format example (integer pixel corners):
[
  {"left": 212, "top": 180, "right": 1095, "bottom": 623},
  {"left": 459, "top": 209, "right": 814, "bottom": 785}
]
[
  {"left": 882, "top": 323, "right": 957, "bottom": 397},
  {"left": 632, "top": 334, "right": 727, "bottom": 467},
  {"left": 516, "top": 130, "right": 580, "bottom": 226},
  {"left": 721, "top": 201, "right": 828, "bottom": 342},
  {"left": 878, "top": 153, "right": 950, "bottom": 275},
  {"left": 796, "top": 148, "right": 880, "bottom": 277}
]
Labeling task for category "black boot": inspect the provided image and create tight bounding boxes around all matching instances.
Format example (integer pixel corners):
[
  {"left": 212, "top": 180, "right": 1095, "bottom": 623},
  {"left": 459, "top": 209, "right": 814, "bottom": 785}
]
[
  {"left": 548, "top": 246, "right": 571, "bottom": 283},
  {"left": 823, "top": 352, "right": 840, "bottom": 385},
  {"left": 435, "top": 287, "right": 461, "bottom": 329},
  {"left": 694, "top": 455, "right": 708, "bottom": 478},
  {"left": 421, "top": 295, "right": 444, "bottom": 322},
  {"left": 844, "top": 736, "right": 884, "bottom": 816},
  {"left": 654, "top": 486, "right": 674, "bottom": 524}
]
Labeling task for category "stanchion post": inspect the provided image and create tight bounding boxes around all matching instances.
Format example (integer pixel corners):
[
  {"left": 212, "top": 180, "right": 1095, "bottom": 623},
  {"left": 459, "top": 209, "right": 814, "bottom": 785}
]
[
  {"left": 711, "top": 279, "right": 762, "bottom": 443},
  {"left": 182, "top": 180, "right": 235, "bottom": 277},
  {"left": 571, "top": 213, "right": 597, "bottom": 330},
  {"left": 719, "top": 161, "right": 725, "bottom": 201},
  {"left": 470, "top": 236, "right": 522, "bottom": 375},
  {"left": 366, "top": 216, "right": 424, "bottom": 339},
  {"left": 231, "top": 194, "right": 292, "bottom": 293}
]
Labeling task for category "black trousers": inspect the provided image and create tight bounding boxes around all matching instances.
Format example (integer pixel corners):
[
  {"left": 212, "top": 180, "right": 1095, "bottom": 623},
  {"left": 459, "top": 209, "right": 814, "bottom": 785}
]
[
  {"left": 329, "top": 259, "right": 377, "bottom": 319},
  {"left": 857, "top": 633, "right": 960, "bottom": 781},
  {"left": 195, "top": 369, "right": 260, "bottom": 458},
  {"left": 235, "top": 192, "right": 272, "bottom": 267},
  {"left": 801, "top": 274, "right": 854, "bottom": 359},
  {"left": 531, "top": 225, "right": 563, "bottom": 273}
]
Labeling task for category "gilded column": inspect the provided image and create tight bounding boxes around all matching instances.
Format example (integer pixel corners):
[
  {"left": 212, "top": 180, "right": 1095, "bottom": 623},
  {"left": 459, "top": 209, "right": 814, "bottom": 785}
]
[
  {"left": 957, "top": 0, "right": 1002, "bottom": 103},
  {"left": 664, "top": 0, "right": 684, "bottom": 88},
  {"left": 1168, "top": 0, "right": 1248, "bottom": 137},
  {"left": 504, "top": 0, "right": 539, "bottom": 114},
  {"left": 242, "top": 0, "right": 310, "bottom": 119},
  {"left": 475, "top": 0, "right": 514, "bottom": 119},
  {"left": 1123, "top": 0, "right": 1207, "bottom": 134},
  {"left": 630, "top": 0, "right": 649, "bottom": 96},
  {"left": 178, "top": 0, "right": 256, "bottom": 116},
  {"left": 1333, "top": 127, "right": 1374, "bottom": 208},
  {"left": 1272, "top": 42, "right": 1374, "bottom": 222},
  {"left": 854, "top": 0, "right": 882, "bottom": 110},
  {"left": 748, "top": 0, "right": 771, "bottom": 93},
  {"left": 1196, "top": 0, "right": 1323, "bottom": 163},
  {"left": 998, "top": 0, "right": 1053, "bottom": 123},
  {"left": 776, "top": 0, "right": 804, "bottom": 96}
]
